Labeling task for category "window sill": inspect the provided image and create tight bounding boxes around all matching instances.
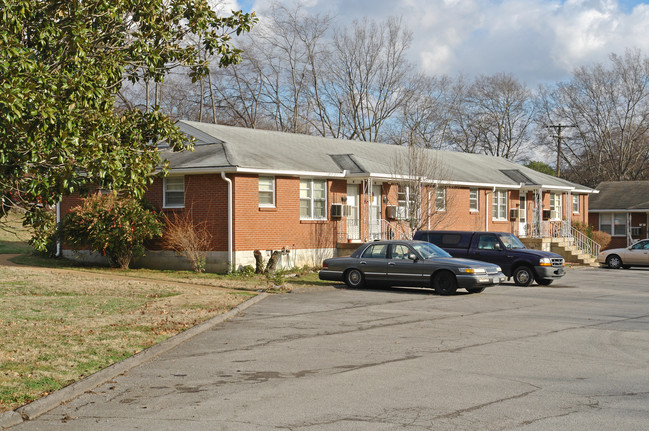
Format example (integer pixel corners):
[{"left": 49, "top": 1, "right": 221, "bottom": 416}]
[{"left": 300, "top": 219, "right": 328, "bottom": 224}]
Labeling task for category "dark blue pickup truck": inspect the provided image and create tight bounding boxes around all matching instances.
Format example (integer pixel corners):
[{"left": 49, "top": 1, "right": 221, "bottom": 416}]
[{"left": 413, "top": 230, "right": 565, "bottom": 286}]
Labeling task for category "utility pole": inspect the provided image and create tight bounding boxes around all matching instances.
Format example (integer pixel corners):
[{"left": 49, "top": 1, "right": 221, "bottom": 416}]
[{"left": 545, "top": 124, "right": 575, "bottom": 178}]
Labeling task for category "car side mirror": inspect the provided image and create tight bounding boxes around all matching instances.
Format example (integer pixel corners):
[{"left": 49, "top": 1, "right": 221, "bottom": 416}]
[
  {"left": 494, "top": 243, "right": 502, "bottom": 251},
  {"left": 408, "top": 253, "right": 418, "bottom": 261}
]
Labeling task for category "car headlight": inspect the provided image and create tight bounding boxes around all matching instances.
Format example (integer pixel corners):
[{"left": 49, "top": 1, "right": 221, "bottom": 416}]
[
  {"left": 459, "top": 267, "right": 486, "bottom": 274},
  {"left": 539, "top": 257, "right": 552, "bottom": 267},
  {"left": 495, "top": 266, "right": 502, "bottom": 272}
]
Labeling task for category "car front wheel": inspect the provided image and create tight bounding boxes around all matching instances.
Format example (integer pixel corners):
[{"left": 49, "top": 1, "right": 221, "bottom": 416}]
[
  {"left": 606, "top": 254, "right": 622, "bottom": 269},
  {"left": 432, "top": 271, "right": 457, "bottom": 295},
  {"left": 344, "top": 268, "right": 365, "bottom": 288},
  {"left": 535, "top": 279, "right": 553, "bottom": 286},
  {"left": 513, "top": 266, "right": 533, "bottom": 286}
]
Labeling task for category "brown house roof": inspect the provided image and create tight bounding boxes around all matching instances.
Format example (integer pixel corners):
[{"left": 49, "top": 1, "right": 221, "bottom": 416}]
[{"left": 590, "top": 181, "right": 649, "bottom": 211}]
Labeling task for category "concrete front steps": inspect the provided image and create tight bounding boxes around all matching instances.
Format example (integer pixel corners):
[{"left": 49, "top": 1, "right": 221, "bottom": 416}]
[{"left": 521, "top": 237, "right": 599, "bottom": 267}]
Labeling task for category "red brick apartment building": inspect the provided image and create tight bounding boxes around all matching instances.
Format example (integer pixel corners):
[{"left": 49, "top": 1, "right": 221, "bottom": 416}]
[
  {"left": 61, "top": 121, "right": 597, "bottom": 272},
  {"left": 588, "top": 181, "right": 649, "bottom": 249}
]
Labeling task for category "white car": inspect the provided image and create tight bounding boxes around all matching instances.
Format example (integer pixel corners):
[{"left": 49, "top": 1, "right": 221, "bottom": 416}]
[{"left": 597, "top": 239, "right": 649, "bottom": 269}]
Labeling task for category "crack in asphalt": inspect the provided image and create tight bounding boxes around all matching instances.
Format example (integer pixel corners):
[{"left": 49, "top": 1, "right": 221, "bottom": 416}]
[{"left": 434, "top": 389, "right": 538, "bottom": 420}]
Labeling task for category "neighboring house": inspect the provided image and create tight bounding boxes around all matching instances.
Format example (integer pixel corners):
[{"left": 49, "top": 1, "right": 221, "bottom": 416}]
[
  {"left": 60, "top": 121, "right": 597, "bottom": 271},
  {"left": 588, "top": 181, "right": 649, "bottom": 249}
]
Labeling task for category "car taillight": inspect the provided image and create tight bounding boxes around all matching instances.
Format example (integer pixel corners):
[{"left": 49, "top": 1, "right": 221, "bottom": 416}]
[{"left": 322, "top": 262, "right": 328, "bottom": 269}]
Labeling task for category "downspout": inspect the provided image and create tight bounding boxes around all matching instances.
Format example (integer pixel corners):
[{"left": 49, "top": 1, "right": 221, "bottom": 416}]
[
  {"left": 55, "top": 202, "right": 61, "bottom": 257},
  {"left": 221, "top": 172, "right": 233, "bottom": 273}
]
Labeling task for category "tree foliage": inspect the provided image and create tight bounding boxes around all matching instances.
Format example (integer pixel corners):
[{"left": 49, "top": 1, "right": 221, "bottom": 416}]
[
  {"left": 525, "top": 160, "right": 556, "bottom": 176},
  {"left": 63, "top": 194, "right": 163, "bottom": 269},
  {"left": 0, "top": 0, "right": 255, "bottom": 242}
]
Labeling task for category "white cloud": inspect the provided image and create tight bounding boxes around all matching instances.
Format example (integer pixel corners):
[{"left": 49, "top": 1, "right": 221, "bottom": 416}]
[{"left": 246, "top": 0, "right": 649, "bottom": 84}]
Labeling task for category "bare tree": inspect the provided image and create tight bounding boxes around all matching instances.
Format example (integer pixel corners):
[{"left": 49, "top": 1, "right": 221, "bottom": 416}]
[
  {"left": 449, "top": 73, "right": 535, "bottom": 160},
  {"left": 319, "top": 16, "right": 416, "bottom": 142},
  {"left": 388, "top": 74, "right": 455, "bottom": 149},
  {"left": 208, "top": 2, "right": 332, "bottom": 132},
  {"left": 537, "top": 49, "right": 649, "bottom": 187},
  {"left": 389, "top": 146, "right": 455, "bottom": 239}
]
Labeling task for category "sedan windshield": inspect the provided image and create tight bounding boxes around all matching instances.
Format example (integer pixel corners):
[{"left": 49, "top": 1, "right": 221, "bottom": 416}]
[
  {"left": 497, "top": 233, "right": 526, "bottom": 249},
  {"left": 412, "top": 242, "right": 452, "bottom": 259}
]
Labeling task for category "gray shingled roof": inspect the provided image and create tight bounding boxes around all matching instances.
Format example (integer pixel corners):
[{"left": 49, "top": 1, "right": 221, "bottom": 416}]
[
  {"left": 161, "top": 121, "right": 594, "bottom": 192},
  {"left": 590, "top": 181, "right": 649, "bottom": 210}
]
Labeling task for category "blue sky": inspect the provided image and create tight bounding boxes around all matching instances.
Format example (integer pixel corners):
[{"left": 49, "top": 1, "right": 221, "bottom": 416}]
[{"left": 228, "top": 0, "right": 649, "bottom": 84}]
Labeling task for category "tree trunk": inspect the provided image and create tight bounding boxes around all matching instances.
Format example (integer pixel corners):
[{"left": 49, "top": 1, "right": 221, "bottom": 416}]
[
  {"left": 254, "top": 249, "right": 264, "bottom": 274},
  {"left": 265, "top": 250, "right": 282, "bottom": 273}
]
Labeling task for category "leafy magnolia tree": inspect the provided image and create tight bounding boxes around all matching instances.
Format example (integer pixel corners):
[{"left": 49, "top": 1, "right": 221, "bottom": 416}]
[
  {"left": 63, "top": 194, "right": 163, "bottom": 269},
  {"left": 0, "top": 0, "right": 256, "bottom": 245}
]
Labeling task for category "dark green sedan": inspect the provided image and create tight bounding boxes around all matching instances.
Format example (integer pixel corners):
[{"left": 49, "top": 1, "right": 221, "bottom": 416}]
[{"left": 319, "top": 240, "right": 505, "bottom": 295}]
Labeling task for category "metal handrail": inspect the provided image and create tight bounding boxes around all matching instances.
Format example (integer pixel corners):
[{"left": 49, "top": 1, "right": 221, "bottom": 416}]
[{"left": 534, "top": 220, "right": 600, "bottom": 257}]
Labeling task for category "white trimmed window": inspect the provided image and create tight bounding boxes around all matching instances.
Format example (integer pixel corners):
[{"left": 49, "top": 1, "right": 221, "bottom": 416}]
[
  {"left": 492, "top": 190, "right": 508, "bottom": 220},
  {"left": 550, "top": 192, "right": 562, "bottom": 220},
  {"left": 300, "top": 179, "right": 327, "bottom": 220},
  {"left": 435, "top": 188, "right": 446, "bottom": 211},
  {"left": 163, "top": 176, "right": 184, "bottom": 208},
  {"left": 469, "top": 188, "right": 479, "bottom": 212},
  {"left": 572, "top": 194, "right": 579, "bottom": 214},
  {"left": 259, "top": 176, "right": 275, "bottom": 207},
  {"left": 397, "top": 185, "right": 409, "bottom": 219},
  {"left": 600, "top": 213, "right": 627, "bottom": 236}
]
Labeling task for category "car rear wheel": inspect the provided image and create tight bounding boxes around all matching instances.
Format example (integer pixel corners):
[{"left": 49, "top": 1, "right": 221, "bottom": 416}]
[
  {"left": 513, "top": 266, "right": 533, "bottom": 287},
  {"left": 606, "top": 254, "right": 622, "bottom": 269},
  {"left": 432, "top": 271, "right": 457, "bottom": 295},
  {"left": 344, "top": 268, "right": 365, "bottom": 288}
]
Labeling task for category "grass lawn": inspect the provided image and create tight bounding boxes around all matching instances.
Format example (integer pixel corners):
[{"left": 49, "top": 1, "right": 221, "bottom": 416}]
[
  {"left": 0, "top": 211, "right": 33, "bottom": 254},
  {"left": 0, "top": 211, "right": 331, "bottom": 413}
]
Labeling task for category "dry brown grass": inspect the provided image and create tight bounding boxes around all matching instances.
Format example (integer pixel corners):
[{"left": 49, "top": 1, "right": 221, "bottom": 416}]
[{"left": 0, "top": 264, "right": 255, "bottom": 412}]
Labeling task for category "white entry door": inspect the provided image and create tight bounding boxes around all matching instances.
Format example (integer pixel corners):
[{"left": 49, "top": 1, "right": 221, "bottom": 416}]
[
  {"left": 346, "top": 184, "right": 360, "bottom": 240},
  {"left": 519, "top": 196, "right": 528, "bottom": 237},
  {"left": 369, "top": 185, "right": 382, "bottom": 240}
]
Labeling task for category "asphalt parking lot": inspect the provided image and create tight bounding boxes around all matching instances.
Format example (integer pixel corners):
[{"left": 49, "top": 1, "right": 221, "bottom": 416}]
[{"left": 12, "top": 266, "right": 649, "bottom": 430}]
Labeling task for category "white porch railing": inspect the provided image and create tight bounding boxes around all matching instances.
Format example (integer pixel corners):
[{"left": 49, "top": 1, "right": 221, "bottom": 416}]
[
  {"left": 532, "top": 220, "right": 601, "bottom": 257},
  {"left": 336, "top": 219, "right": 411, "bottom": 243}
]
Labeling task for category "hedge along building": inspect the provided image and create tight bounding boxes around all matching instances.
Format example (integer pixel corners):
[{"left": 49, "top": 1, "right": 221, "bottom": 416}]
[{"left": 60, "top": 121, "right": 598, "bottom": 272}]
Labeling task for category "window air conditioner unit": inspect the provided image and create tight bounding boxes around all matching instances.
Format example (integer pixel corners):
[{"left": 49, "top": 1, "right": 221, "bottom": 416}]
[
  {"left": 331, "top": 203, "right": 343, "bottom": 218},
  {"left": 386, "top": 205, "right": 398, "bottom": 220},
  {"left": 509, "top": 208, "right": 519, "bottom": 220},
  {"left": 542, "top": 210, "right": 551, "bottom": 220}
]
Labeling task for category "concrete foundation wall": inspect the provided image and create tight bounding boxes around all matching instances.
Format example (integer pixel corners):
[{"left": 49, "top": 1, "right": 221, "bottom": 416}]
[{"left": 62, "top": 247, "right": 335, "bottom": 273}]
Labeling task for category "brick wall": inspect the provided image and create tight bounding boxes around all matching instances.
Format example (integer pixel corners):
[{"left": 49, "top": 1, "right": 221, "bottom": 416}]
[
  {"left": 232, "top": 174, "right": 340, "bottom": 251},
  {"left": 59, "top": 174, "right": 595, "bottom": 258},
  {"left": 146, "top": 174, "right": 228, "bottom": 250}
]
